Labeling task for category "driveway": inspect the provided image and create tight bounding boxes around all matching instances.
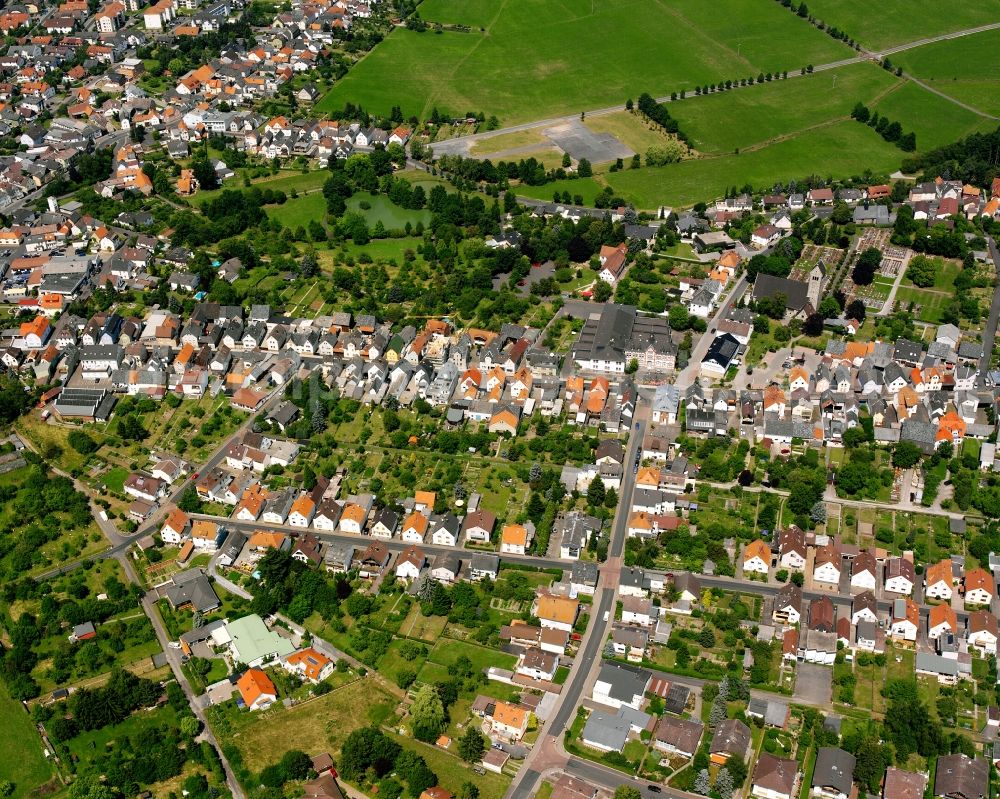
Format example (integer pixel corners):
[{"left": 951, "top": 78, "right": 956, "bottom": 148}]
[{"left": 794, "top": 662, "right": 833, "bottom": 705}]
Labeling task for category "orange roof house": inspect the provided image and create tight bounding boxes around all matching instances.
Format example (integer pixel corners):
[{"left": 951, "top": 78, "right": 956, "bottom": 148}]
[
  {"left": 19, "top": 314, "right": 49, "bottom": 342},
  {"left": 249, "top": 530, "right": 287, "bottom": 551},
  {"left": 743, "top": 539, "right": 771, "bottom": 565},
  {"left": 414, "top": 490, "right": 436, "bottom": 509},
  {"left": 534, "top": 595, "right": 579, "bottom": 629},
  {"left": 500, "top": 523, "right": 529, "bottom": 552},
  {"left": 636, "top": 467, "right": 661, "bottom": 488},
  {"left": 490, "top": 701, "right": 529, "bottom": 740},
  {"left": 936, "top": 410, "right": 966, "bottom": 443},
  {"left": 928, "top": 603, "right": 957, "bottom": 635},
  {"left": 237, "top": 668, "right": 276, "bottom": 711},
  {"left": 284, "top": 647, "right": 333, "bottom": 682}
]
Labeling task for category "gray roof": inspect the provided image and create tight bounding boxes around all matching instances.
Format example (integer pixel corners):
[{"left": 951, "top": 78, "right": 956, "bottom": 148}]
[
  {"left": 597, "top": 662, "right": 650, "bottom": 703},
  {"left": 935, "top": 755, "right": 988, "bottom": 799},
  {"left": 164, "top": 570, "right": 220, "bottom": 613},
  {"left": 752, "top": 274, "right": 809, "bottom": 311},
  {"left": 581, "top": 710, "right": 629, "bottom": 752},
  {"left": 812, "top": 747, "right": 856, "bottom": 795}
]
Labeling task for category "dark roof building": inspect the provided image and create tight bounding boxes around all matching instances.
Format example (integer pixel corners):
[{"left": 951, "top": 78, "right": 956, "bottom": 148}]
[{"left": 934, "top": 755, "right": 988, "bottom": 799}]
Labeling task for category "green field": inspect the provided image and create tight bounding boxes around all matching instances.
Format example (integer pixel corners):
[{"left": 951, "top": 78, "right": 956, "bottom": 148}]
[
  {"left": 318, "top": 0, "right": 852, "bottom": 124},
  {"left": 892, "top": 29, "right": 1000, "bottom": 117},
  {"left": 0, "top": 684, "right": 56, "bottom": 798},
  {"left": 519, "top": 119, "right": 902, "bottom": 209},
  {"left": 668, "top": 62, "right": 897, "bottom": 153},
  {"left": 346, "top": 194, "right": 432, "bottom": 228},
  {"left": 872, "top": 81, "right": 996, "bottom": 150},
  {"left": 801, "top": 0, "right": 1000, "bottom": 50},
  {"left": 267, "top": 191, "right": 327, "bottom": 227},
  {"left": 191, "top": 169, "right": 330, "bottom": 206}
]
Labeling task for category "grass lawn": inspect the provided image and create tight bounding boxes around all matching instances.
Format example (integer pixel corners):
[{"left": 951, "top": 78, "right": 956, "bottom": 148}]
[
  {"left": 667, "top": 62, "right": 899, "bottom": 154},
  {"left": 345, "top": 194, "right": 432, "bottom": 229},
  {"left": 0, "top": 684, "right": 56, "bottom": 799},
  {"left": 892, "top": 28, "right": 1000, "bottom": 117},
  {"left": 399, "top": 605, "right": 449, "bottom": 641},
  {"left": 16, "top": 415, "right": 90, "bottom": 472},
  {"left": 801, "top": 0, "right": 1000, "bottom": 50},
  {"left": 266, "top": 191, "right": 327, "bottom": 228},
  {"left": 67, "top": 704, "right": 180, "bottom": 764},
  {"left": 894, "top": 286, "right": 953, "bottom": 323},
  {"left": 225, "top": 677, "right": 397, "bottom": 772},
  {"left": 190, "top": 169, "right": 330, "bottom": 207},
  {"left": 388, "top": 732, "right": 510, "bottom": 799},
  {"left": 426, "top": 638, "right": 517, "bottom": 673},
  {"left": 872, "top": 80, "right": 995, "bottom": 150},
  {"left": 602, "top": 119, "right": 904, "bottom": 209},
  {"left": 319, "top": 236, "right": 426, "bottom": 269},
  {"left": 101, "top": 466, "right": 129, "bottom": 493},
  {"left": 318, "top": 0, "right": 851, "bottom": 124}
]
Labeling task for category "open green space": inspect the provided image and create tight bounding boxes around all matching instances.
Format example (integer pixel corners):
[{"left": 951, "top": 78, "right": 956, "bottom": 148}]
[
  {"left": 190, "top": 168, "right": 331, "bottom": 207},
  {"left": 318, "top": 0, "right": 851, "bottom": 124},
  {"left": 800, "top": 0, "right": 1000, "bottom": 50},
  {"left": 558, "top": 119, "right": 902, "bottom": 209},
  {"left": 346, "top": 193, "right": 432, "bottom": 228},
  {"left": 872, "top": 81, "right": 995, "bottom": 150},
  {"left": 425, "top": 638, "right": 517, "bottom": 674},
  {"left": 266, "top": 191, "right": 327, "bottom": 228},
  {"left": 667, "top": 62, "right": 898, "bottom": 153},
  {"left": 388, "top": 732, "right": 510, "bottom": 799},
  {"left": 891, "top": 28, "right": 1000, "bottom": 117},
  {"left": 0, "top": 683, "right": 56, "bottom": 799}
]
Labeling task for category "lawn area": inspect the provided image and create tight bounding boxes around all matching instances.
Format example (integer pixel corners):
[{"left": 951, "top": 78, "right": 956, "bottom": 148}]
[
  {"left": 318, "top": 0, "right": 851, "bottom": 124},
  {"left": 318, "top": 236, "right": 426, "bottom": 269},
  {"left": 399, "top": 605, "right": 449, "bottom": 641},
  {"left": 219, "top": 677, "right": 398, "bottom": 773},
  {"left": 801, "top": 0, "right": 1000, "bottom": 50},
  {"left": 892, "top": 28, "right": 1000, "bottom": 117},
  {"left": 872, "top": 80, "right": 995, "bottom": 151},
  {"left": 16, "top": 415, "right": 90, "bottom": 472},
  {"left": 389, "top": 732, "right": 510, "bottom": 799},
  {"left": 667, "top": 62, "right": 898, "bottom": 154},
  {"left": 603, "top": 119, "right": 904, "bottom": 209},
  {"left": 426, "top": 638, "right": 517, "bottom": 673},
  {"left": 102, "top": 466, "right": 128, "bottom": 493},
  {"left": 67, "top": 704, "right": 180, "bottom": 764},
  {"left": 894, "top": 286, "right": 954, "bottom": 323},
  {"left": 190, "top": 169, "right": 330, "bottom": 207},
  {"left": 345, "top": 193, "right": 432, "bottom": 229},
  {"left": 266, "top": 191, "right": 327, "bottom": 228},
  {"left": 0, "top": 683, "right": 56, "bottom": 799}
]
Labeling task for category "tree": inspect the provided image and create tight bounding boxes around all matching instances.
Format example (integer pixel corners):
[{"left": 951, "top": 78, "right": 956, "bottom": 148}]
[
  {"left": 892, "top": 441, "right": 922, "bottom": 469},
  {"left": 587, "top": 475, "right": 606, "bottom": 508},
  {"left": 694, "top": 768, "right": 711, "bottom": 796},
  {"left": 339, "top": 727, "right": 401, "bottom": 781},
  {"left": 615, "top": 788, "right": 642, "bottom": 799},
  {"left": 846, "top": 299, "right": 867, "bottom": 323},
  {"left": 803, "top": 313, "right": 825, "bottom": 336},
  {"left": 179, "top": 715, "right": 200, "bottom": 737},
  {"left": 458, "top": 784, "right": 481, "bottom": 799},
  {"left": 699, "top": 628, "right": 716, "bottom": 648},
  {"left": 410, "top": 684, "right": 446, "bottom": 741},
  {"left": 593, "top": 280, "right": 613, "bottom": 302},
  {"left": 280, "top": 749, "right": 313, "bottom": 780},
  {"left": 818, "top": 296, "right": 841, "bottom": 319},
  {"left": 716, "top": 767, "right": 734, "bottom": 799},
  {"left": 577, "top": 158, "right": 593, "bottom": 177},
  {"left": 906, "top": 255, "right": 938, "bottom": 287},
  {"left": 458, "top": 726, "right": 486, "bottom": 763},
  {"left": 852, "top": 247, "right": 881, "bottom": 285}
]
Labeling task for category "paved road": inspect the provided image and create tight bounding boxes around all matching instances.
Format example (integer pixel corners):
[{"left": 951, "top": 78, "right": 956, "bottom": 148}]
[
  {"left": 507, "top": 417, "right": 644, "bottom": 798},
  {"left": 978, "top": 236, "right": 1000, "bottom": 387},
  {"left": 675, "top": 275, "right": 748, "bottom": 387},
  {"left": 141, "top": 591, "right": 246, "bottom": 799}
]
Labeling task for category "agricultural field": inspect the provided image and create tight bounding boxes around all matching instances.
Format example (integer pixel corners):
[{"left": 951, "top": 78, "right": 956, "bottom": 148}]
[
  {"left": 603, "top": 119, "right": 903, "bottom": 209},
  {"left": 872, "top": 81, "right": 995, "bottom": 150},
  {"left": 667, "top": 63, "right": 898, "bottom": 154},
  {"left": 318, "top": 0, "right": 852, "bottom": 124},
  {"left": 891, "top": 28, "right": 1000, "bottom": 118},
  {"left": 798, "top": 0, "right": 1000, "bottom": 51}
]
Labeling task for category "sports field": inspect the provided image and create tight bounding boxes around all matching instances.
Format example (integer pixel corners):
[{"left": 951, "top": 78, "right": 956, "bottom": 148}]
[
  {"left": 891, "top": 29, "right": 1000, "bottom": 118},
  {"left": 801, "top": 0, "right": 1000, "bottom": 51},
  {"left": 318, "top": 0, "right": 852, "bottom": 124},
  {"left": 666, "top": 62, "right": 897, "bottom": 154}
]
